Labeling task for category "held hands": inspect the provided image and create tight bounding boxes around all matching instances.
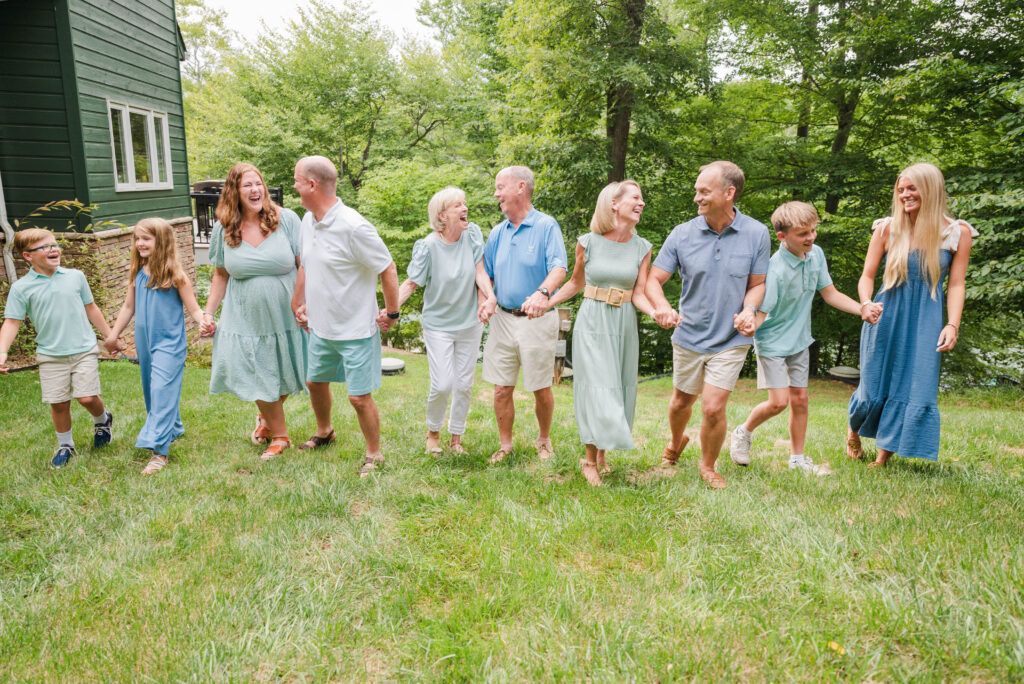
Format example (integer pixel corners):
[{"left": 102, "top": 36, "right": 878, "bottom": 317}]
[
  {"left": 860, "top": 301, "right": 884, "bottom": 325},
  {"left": 652, "top": 305, "right": 682, "bottom": 330},
  {"left": 522, "top": 291, "right": 549, "bottom": 319},
  {"left": 376, "top": 308, "right": 398, "bottom": 333},
  {"left": 478, "top": 296, "right": 497, "bottom": 323},
  {"left": 937, "top": 323, "right": 958, "bottom": 352},
  {"left": 103, "top": 336, "right": 126, "bottom": 355},
  {"left": 199, "top": 312, "right": 217, "bottom": 337},
  {"left": 294, "top": 304, "right": 309, "bottom": 332},
  {"left": 733, "top": 307, "right": 758, "bottom": 337}
]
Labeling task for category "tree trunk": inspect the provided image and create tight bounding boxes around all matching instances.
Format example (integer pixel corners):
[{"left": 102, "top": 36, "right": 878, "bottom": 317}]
[
  {"left": 605, "top": 0, "right": 645, "bottom": 183},
  {"left": 824, "top": 87, "right": 860, "bottom": 213}
]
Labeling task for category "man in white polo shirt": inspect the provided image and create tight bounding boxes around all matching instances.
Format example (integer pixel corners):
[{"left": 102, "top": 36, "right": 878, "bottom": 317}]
[{"left": 291, "top": 155, "right": 400, "bottom": 476}]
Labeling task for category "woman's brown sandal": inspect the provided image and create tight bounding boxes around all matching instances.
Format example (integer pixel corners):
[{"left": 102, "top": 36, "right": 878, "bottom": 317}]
[
  {"left": 260, "top": 438, "right": 292, "bottom": 461},
  {"left": 846, "top": 434, "right": 864, "bottom": 460},
  {"left": 580, "top": 459, "right": 603, "bottom": 486},
  {"left": 251, "top": 414, "right": 272, "bottom": 445},
  {"left": 298, "top": 429, "right": 336, "bottom": 450}
]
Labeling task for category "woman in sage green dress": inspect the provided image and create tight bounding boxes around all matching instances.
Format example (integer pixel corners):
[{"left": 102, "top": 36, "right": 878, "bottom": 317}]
[
  {"left": 541, "top": 180, "right": 655, "bottom": 485},
  {"left": 203, "top": 163, "right": 307, "bottom": 461}
]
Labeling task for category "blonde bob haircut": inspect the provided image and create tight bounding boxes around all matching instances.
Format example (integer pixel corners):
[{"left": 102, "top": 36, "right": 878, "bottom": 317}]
[
  {"left": 771, "top": 201, "right": 819, "bottom": 234},
  {"left": 427, "top": 186, "right": 466, "bottom": 233},
  {"left": 881, "top": 162, "right": 950, "bottom": 299},
  {"left": 131, "top": 218, "right": 188, "bottom": 290},
  {"left": 590, "top": 180, "right": 642, "bottom": 235},
  {"left": 13, "top": 228, "right": 56, "bottom": 257}
]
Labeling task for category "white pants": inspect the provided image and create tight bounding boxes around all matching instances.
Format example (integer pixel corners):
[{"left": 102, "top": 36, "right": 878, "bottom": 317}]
[{"left": 423, "top": 324, "right": 483, "bottom": 435}]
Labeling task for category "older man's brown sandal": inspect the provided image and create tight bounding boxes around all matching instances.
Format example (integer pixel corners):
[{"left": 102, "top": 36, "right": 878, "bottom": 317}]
[
  {"left": 659, "top": 435, "right": 690, "bottom": 467},
  {"left": 298, "top": 430, "right": 336, "bottom": 450}
]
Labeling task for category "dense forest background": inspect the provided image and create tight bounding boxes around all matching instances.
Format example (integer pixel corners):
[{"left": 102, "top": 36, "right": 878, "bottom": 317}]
[{"left": 178, "top": 0, "right": 1023, "bottom": 381}]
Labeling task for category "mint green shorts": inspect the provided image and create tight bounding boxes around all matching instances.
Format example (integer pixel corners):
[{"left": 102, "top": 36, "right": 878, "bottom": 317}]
[{"left": 306, "top": 330, "right": 382, "bottom": 396}]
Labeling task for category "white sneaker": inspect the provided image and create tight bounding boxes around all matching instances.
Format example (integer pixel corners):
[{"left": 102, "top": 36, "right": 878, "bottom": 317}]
[
  {"left": 730, "top": 425, "right": 752, "bottom": 466},
  {"left": 789, "top": 455, "right": 831, "bottom": 476}
]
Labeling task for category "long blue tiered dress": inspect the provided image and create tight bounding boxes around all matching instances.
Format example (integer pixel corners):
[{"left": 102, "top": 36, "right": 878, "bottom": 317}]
[
  {"left": 848, "top": 219, "right": 973, "bottom": 461},
  {"left": 134, "top": 270, "right": 186, "bottom": 456},
  {"left": 572, "top": 232, "right": 652, "bottom": 450}
]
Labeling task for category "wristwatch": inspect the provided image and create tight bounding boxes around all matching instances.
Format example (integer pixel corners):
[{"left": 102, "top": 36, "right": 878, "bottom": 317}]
[
  {"left": 386, "top": 311, "right": 400, "bottom": 320},
  {"left": 537, "top": 287, "right": 550, "bottom": 297}
]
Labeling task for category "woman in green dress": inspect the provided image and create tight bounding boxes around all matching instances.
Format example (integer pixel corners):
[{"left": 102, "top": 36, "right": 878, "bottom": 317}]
[
  {"left": 540, "top": 180, "right": 655, "bottom": 485},
  {"left": 203, "top": 163, "right": 307, "bottom": 461}
]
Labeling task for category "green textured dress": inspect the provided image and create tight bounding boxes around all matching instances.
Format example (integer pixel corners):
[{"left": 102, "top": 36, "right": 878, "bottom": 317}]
[
  {"left": 208, "top": 209, "right": 307, "bottom": 402},
  {"left": 572, "top": 232, "right": 652, "bottom": 450}
]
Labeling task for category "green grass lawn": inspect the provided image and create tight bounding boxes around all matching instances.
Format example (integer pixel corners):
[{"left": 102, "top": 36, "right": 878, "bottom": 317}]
[{"left": 1, "top": 351, "right": 1022, "bottom": 681}]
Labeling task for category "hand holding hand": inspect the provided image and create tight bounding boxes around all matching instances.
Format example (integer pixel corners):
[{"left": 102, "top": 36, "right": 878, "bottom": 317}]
[
  {"left": 861, "top": 301, "right": 883, "bottom": 324},
  {"left": 521, "top": 292, "right": 548, "bottom": 319},
  {"left": 103, "top": 336, "right": 122, "bottom": 354},
  {"left": 377, "top": 308, "right": 397, "bottom": 333},
  {"left": 733, "top": 308, "right": 757, "bottom": 337},
  {"left": 478, "top": 296, "right": 497, "bottom": 323},
  {"left": 294, "top": 304, "right": 309, "bottom": 332},
  {"left": 937, "top": 323, "right": 958, "bottom": 352},
  {"left": 653, "top": 305, "right": 680, "bottom": 329}
]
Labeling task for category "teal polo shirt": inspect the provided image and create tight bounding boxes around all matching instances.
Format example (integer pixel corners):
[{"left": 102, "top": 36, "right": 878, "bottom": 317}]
[
  {"left": 4, "top": 267, "right": 98, "bottom": 356},
  {"left": 754, "top": 244, "right": 833, "bottom": 357}
]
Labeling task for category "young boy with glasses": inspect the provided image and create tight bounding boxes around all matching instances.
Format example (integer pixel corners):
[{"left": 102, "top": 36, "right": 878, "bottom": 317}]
[{"left": 1, "top": 229, "right": 116, "bottom": 467}]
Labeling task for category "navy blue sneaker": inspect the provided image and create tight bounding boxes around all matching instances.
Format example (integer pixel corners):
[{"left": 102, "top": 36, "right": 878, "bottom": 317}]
[
  {"left": 51, "top": 445, "right": 77, "bottom": 468},
  {"left": 94, "top": 411, "right": 113, "bottom": 447}
]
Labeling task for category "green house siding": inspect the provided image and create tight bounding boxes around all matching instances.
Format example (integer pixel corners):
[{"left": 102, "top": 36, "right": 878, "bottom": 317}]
[
  {"left": 0, "top": 2, "right": 80, "bottom": 230},
  {"left": 67, "top": 0, "right": 191, "bottom": 225}
]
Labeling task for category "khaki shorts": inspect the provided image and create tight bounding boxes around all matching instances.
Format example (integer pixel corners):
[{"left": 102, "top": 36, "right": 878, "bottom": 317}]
[
  {"left": 756, "top": 348, "right": 810, "bottom": 389},
  {"left": 482, "top": 308, "right": 559, "bottom": 392},
  {"left": 672, "top": 343, "right": 750, "bottom": 394},
  {"left": 37, "top": 345, "right": 101, "bottom": 404}
]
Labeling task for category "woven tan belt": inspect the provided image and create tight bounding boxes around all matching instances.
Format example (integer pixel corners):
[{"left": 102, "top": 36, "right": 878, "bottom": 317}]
[{"left": 583, "top": 285, "right": 633, "bottom": 307}]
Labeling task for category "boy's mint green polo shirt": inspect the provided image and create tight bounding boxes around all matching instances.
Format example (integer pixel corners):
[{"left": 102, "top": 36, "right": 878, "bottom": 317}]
[
  {"left": 4, "top": 267, "right": 98, "bottom": 356},
  {"left": 754, "top": 244, "right": 832, "bottom": 358}
]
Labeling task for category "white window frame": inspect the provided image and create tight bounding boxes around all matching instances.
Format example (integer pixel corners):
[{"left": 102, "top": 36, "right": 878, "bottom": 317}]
[{"left": 106, "top": 100, "right": 173, "bottom": 191}]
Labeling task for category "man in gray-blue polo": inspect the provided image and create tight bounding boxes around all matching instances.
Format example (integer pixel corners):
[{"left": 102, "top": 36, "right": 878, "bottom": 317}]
[
  {"left": 645, "top": 160, "right": 770, "bottom": 489},
  {"left": 482, "top": 165, "right": 567, "bottom": 465}
]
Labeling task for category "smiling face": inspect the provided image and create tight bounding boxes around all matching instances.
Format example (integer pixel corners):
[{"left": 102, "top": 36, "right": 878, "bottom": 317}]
[
  {"left": 896, "top": 176, "right": 922, "bottom": 219},
  {"left": 239, "top": 170, "right": 266, "bottom": 216},
  {"left": 693, "top": 168, "right": 735, "bottom": 218},
  {"left": 22, "top": 238, "right": 62, "bottom": 275},
  {"left": 440, "top": 198, "right": 469, "bottom": 234},
  {"left": 780, "top": 223, "right": 817, "bottom": 257},
  {"left": 134, "top": 226, "right": 156, "bottom": 259},
  {"left": 494, "top": 172, "right": 524, "bottom": 217},
  {"left": 613, "top": 186, "right": 645, "bottom": 227}
]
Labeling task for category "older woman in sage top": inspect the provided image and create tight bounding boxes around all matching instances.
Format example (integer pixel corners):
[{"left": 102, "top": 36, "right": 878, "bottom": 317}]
[{"left": 391, "top": 186, "right": 497, "bottom": 455}]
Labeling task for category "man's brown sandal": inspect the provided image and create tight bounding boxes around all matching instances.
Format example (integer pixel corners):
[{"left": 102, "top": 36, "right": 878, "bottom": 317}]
[
  {"left": 659, "top": 435, "right": 690, "bottom": 467},
  {"left": 700, "top": 469, "right": 726, "bottom": 489},
  {"left": 489, "top": 447, "right": 511, "bottom": 464},
  {"left": 359, "top": 455, "right": 384, "bottom": 477},
  {"left": 298, "top": 429, "right": 336, "bottom": 450}
]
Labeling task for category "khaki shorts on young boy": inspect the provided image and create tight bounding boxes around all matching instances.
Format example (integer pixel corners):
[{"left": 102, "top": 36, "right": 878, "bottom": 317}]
[
  {"left": 755, "top": 348, "right": 810, "bottom": 389},
  {"left": 36, "top": 345, "right": 101, "bottom": 403},
  {"left": 672, "top": 343, "right": 750, "bottom": 394}
]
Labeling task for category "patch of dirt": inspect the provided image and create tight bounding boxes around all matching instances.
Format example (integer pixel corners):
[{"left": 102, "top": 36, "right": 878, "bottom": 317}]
[{"left": 1001, "top": 445, "right": 1024, "bottom": 456}]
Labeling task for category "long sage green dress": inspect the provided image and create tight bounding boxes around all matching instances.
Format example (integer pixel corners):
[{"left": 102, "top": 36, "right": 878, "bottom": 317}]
[
  {"left": 572, "top": 232, "right": 652, "bottom": 450},
  {"left": 208, "top": 209, "right": 307, "bottom": 402}
]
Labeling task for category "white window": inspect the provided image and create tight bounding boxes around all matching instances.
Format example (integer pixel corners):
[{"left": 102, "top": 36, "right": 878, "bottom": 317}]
[{"left": 107, "top": 101, "right": 173, "bottom": 191}]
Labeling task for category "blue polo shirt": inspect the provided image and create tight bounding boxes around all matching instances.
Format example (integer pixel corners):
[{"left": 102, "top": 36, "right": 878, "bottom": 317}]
[
  {"left": 3, "top": 267, "right": 98, "bottom": 356},
  {"left": 653, "top": 208, "right": 770, "bottom": 354},
  {"left": 483, "top": 207, "right": 567, "bottom": 310},
  {"left": 754, "top": 244, "right": 833, "bottom": 357}
]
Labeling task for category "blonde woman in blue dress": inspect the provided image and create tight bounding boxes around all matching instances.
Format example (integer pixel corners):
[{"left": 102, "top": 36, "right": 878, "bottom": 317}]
[{"left": 539, "top": 180, "right": 656, "bottom": 486}]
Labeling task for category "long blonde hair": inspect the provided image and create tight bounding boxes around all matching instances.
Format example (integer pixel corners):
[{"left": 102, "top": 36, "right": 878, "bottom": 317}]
[
  {"left": 881, "top": 163, "right": 950, "bottom": 298},
  {"left": 130, "top": 218, "right": 187, "bottom": 290},
  {"left": 590, "top": 180, "right": 642, "bottom": 235},
  {"left": 215, "top": 163, "right": 280, "bottom": 248}
]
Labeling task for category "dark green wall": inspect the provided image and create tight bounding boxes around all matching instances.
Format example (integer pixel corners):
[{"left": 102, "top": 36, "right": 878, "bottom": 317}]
[
  {"left": 67, "top": 0, "right": 191, "bottom": 225},
  {"left": 0, "top": 1, "right": 83, "bottom": 230}
]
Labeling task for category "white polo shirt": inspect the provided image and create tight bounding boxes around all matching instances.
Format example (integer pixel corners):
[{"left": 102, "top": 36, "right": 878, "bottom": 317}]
[{"left": 300, "top": 198, "right": 393, "bottom": 341}]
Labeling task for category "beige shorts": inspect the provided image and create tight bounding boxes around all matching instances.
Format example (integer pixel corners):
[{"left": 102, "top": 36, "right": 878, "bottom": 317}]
[
  {"left": 482, "top": 308, "right": 559, "bottom": 392},
  {"left": 672, "top": 343, "right": 750, "bottom": 394},
  {"left": 37, "top": 345, "right": 101, "bottom": 404}
]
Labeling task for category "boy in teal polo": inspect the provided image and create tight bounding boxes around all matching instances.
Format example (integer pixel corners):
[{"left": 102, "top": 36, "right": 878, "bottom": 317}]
[
  {"left": 1, "top": 229, "right": 116, "bottom": 468},
  {"left": 729, "top": 202, "right": 882, "bottom": 474}
]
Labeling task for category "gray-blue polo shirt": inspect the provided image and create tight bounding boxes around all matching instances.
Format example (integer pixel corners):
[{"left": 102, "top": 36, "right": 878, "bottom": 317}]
[
  {"left": 653, "top": 208, "right": 770, "bottom": 354},
  {"left": 483, "top": 207, "right": 567, "bottom": 310}
]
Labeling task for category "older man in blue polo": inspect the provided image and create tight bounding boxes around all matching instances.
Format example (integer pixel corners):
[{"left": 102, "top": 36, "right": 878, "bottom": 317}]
[
  {"left": 645, "top": 160, "right": 770, "bottom": 489},
  {"left": 482, "top": 165, "right": 567, "bottom": 465}
]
